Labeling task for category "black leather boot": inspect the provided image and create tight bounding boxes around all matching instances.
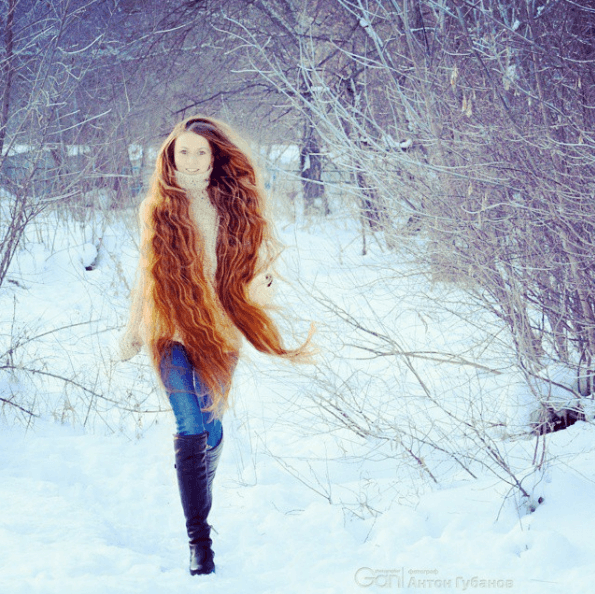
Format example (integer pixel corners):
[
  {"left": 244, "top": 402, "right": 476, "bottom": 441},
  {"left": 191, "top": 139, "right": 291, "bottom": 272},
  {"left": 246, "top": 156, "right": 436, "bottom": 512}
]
[
  {"left": 205, "top": 432, "right": 224, "bottom": 504},
  {"left": 174, "top": 432, "right": 223, "bottom": 576}
]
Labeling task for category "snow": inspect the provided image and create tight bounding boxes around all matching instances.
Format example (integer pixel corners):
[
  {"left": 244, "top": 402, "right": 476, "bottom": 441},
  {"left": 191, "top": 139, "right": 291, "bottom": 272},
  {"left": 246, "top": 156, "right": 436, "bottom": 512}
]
[
  {"left": 1, "top": 209, "right": 595, "bottom": 593},
  {"left": 264, "top": 144, "right": 300, "bottom": 165}
]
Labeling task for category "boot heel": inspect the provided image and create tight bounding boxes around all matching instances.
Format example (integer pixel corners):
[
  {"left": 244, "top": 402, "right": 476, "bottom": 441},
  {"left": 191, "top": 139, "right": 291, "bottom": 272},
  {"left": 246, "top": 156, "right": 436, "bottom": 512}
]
[{"left": 189, "top": 543, "right": 215, "bottom": 575}]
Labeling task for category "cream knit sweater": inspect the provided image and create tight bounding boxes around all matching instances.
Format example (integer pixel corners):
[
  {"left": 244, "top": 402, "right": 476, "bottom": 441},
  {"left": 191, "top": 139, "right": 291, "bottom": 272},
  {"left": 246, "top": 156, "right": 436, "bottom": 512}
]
[{"left": 118, "top": 171, "right": 275, "bottom": 361}]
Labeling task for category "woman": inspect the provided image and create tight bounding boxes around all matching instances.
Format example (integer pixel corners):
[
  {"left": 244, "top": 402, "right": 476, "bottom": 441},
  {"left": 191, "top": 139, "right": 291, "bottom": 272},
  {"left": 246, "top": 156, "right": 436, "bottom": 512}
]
[{"left": 119, "top": 115, "right": 312, "bottom": 576}]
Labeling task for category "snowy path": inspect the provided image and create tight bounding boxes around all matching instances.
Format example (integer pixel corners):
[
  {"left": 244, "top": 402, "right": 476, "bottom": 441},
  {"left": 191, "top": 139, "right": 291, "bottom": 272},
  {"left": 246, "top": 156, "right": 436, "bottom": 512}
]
[
  {"left": 0, "top": 413, "right": 361, "bottom": 594},
  {"left": 3, "top": 399, "right": 595, "bottom": 593}
]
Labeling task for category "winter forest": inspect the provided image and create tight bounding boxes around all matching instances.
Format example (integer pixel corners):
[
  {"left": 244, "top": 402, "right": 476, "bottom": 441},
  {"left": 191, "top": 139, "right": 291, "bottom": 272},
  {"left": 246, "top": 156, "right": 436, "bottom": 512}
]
[{"left": 1, "top": 0, "right": 595, "bottom": 592}]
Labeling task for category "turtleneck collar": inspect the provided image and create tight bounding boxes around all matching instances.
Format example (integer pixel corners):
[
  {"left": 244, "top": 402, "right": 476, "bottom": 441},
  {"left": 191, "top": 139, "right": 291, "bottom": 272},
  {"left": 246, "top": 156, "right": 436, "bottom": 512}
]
[{"left": 175, "top": 166, "right": 212, "bottom": 196}]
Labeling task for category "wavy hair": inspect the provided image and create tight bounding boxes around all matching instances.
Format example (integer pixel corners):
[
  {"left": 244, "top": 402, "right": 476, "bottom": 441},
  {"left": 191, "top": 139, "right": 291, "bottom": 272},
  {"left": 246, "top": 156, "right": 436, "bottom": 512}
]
[{"left": 139, "top": 115, "right": 311, "bottom": 415}]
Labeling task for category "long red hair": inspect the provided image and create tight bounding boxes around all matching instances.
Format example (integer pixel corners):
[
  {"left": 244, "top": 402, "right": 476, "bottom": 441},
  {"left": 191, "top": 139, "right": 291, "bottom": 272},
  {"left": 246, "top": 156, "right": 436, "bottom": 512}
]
[{"left": 139, "top": 115, "right": 311, "bottom": 415}]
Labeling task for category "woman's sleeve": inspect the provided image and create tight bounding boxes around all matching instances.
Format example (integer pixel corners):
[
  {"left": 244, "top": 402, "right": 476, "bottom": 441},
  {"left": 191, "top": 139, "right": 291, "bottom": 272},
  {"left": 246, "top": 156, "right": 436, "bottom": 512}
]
[
  {"left": 118, "top": 200, "right": 149, "bottom": 361},
  {"left": 118, "top": 266, "right": 146, "bottom": 361}
]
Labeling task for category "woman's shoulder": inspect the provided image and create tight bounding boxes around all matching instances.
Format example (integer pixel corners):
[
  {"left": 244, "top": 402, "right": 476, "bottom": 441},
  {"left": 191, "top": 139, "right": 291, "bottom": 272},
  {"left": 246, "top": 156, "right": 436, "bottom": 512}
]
[
  {"left": 136, "top": 196, "right": 156, "bottom": 234},
  {"left": 138, "top": 196, "right": 155, "bottom": 221},
  {"left": 138, "top": 196, "right": 151, "bottom": 215}
]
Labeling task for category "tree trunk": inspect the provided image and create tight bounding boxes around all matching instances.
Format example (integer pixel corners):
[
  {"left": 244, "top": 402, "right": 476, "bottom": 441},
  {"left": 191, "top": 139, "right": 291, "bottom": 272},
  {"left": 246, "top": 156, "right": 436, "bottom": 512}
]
[
  {"left": 299, "top": 119, "right": 328, "bottom": 216},
  {"left": 0, "top": 0, "right": 16, "bottom": 158}
]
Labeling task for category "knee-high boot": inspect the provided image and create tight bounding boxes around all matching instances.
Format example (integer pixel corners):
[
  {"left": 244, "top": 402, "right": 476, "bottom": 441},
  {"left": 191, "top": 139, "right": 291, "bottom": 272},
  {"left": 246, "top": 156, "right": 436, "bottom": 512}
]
[
  {"left": 206, "top": 432, "right": 224, "bottom": 504},
  {"left": 174, "top": 431, "right": 223, "bottom": 575}
]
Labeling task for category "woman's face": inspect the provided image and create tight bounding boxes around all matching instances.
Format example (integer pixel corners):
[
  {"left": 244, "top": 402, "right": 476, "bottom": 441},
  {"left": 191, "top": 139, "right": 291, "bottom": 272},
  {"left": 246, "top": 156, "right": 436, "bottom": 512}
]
[{"left": 174, "top": 131, "right": 213, "bottom": 175}]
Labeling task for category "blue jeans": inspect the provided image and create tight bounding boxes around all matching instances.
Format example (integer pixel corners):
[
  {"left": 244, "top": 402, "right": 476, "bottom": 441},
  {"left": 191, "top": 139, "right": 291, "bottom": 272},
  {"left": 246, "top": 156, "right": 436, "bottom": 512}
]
[{"left": 159, "top": 343, "right": 235, "bottom": 449}]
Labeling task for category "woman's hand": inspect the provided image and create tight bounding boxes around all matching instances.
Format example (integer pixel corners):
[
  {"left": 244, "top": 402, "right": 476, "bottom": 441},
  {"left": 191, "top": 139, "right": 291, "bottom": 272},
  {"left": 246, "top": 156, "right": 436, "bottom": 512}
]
[
  {"left": 118, "top": 330, "right": 143, "bottom": 361},
  {"left": 248, "top": 270, "right": 276, "bottom": 306}
]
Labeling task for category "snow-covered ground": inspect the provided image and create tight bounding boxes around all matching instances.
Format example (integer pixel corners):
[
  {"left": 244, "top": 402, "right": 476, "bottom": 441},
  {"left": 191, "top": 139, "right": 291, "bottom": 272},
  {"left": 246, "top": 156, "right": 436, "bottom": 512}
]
[{"left": 1, "top": 209, "right": 595, "bottom": 593}]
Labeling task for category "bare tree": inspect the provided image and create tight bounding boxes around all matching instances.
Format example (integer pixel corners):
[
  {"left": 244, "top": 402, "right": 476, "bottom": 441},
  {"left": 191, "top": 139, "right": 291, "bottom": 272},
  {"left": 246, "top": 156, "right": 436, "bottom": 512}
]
[
  {"left": 213, "top": 0, "right": 595, "bottom": 506},
  {"left": 247, "top": 0, "right": 595, "bottom": 395},
  {"left": 218, "top": 0, "right": 375, "bottom": 215}
]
